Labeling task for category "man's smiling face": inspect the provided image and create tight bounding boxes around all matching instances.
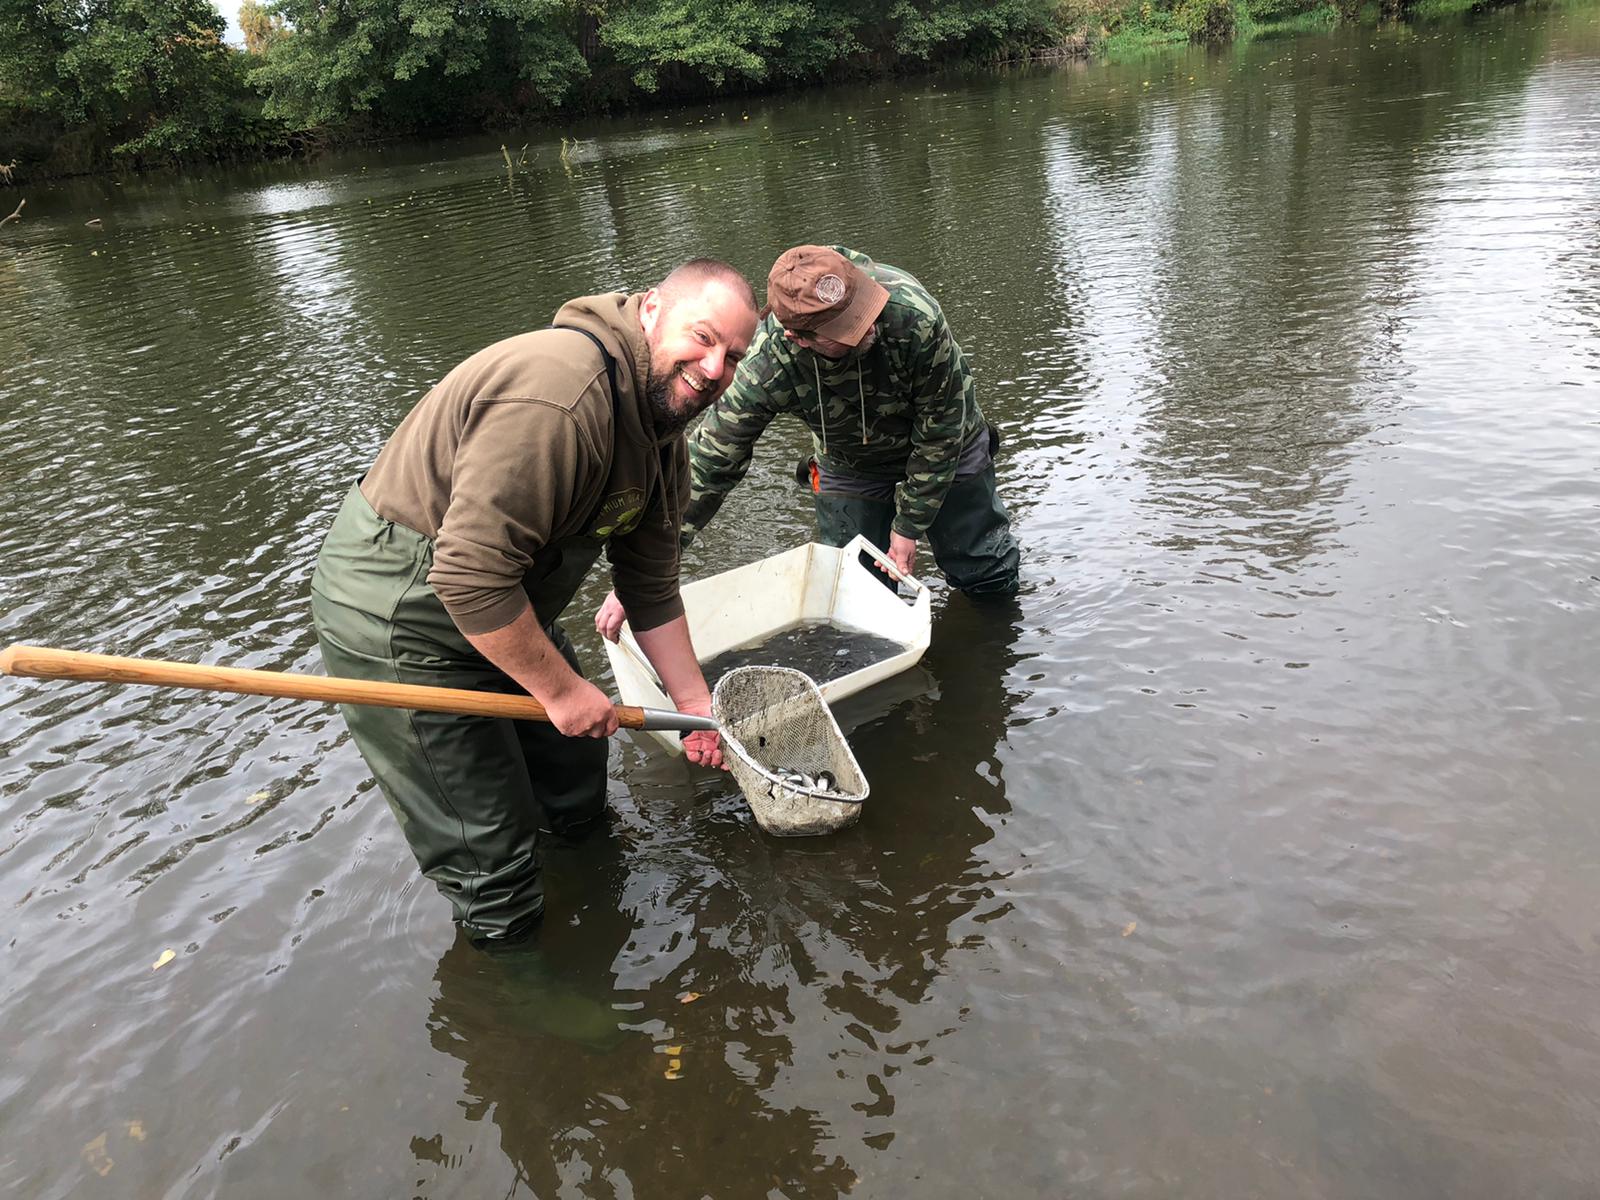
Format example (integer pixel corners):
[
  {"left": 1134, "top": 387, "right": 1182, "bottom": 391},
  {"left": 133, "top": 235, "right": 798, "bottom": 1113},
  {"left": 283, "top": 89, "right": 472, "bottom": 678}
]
[{"left": 640, "top": 278, "right": 757, "bottom": 434}]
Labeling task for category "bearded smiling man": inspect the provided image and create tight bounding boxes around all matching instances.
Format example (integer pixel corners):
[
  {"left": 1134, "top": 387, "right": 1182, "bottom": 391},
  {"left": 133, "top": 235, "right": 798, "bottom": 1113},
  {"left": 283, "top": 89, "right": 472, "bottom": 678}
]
[{"left": 310, "top": 259, "right": 758, "bottom": 949}]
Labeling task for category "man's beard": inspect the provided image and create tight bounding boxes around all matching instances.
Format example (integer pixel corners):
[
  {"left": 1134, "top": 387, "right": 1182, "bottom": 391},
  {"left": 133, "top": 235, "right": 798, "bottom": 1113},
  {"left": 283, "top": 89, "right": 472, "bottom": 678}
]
[{"left": 645, "top": 364, "right": 698, "bottom": 437}]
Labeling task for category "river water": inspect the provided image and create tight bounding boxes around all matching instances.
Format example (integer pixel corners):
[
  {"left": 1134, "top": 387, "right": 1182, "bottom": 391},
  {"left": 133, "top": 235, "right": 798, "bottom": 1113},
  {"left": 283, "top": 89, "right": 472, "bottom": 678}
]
[{"left": 4, "top": 6, "right": 1599, "bottom": 1196}]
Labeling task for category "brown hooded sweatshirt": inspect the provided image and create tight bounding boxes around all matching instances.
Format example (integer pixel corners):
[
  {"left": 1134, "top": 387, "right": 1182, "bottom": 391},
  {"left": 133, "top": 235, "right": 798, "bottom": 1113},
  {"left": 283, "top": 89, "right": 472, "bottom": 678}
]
[{"left": 358, "top": 293, "right": 687, "bottom": 635}]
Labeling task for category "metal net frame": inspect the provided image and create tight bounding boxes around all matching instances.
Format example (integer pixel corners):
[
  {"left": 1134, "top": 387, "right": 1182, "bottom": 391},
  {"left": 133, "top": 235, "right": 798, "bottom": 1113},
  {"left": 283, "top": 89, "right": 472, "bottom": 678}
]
[{"left": 711, "top": 665, "right": 868, "bottom": 836}]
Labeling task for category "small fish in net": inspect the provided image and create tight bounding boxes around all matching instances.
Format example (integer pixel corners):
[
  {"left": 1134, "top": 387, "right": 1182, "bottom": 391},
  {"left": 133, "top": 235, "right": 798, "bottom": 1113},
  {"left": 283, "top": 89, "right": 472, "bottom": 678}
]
[
  {"left": 774, "top": 768, "right": 839, "bottom": 794},
  {"left": 711, "top": 666, "right": 867, "bottom": 836}
]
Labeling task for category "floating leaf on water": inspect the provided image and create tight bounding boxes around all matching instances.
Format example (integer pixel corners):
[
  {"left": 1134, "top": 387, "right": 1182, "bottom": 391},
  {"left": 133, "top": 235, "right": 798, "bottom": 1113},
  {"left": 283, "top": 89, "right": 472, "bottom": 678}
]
[
  {"left": 1121, "top": 921, "right": 1137, "bottom": 938},
  {"left": 152, "top": 949, "right": 176, "bottom": 970},
  {"left": 126, "top": 1120, "right": 145, "bottom": 1141},
  {"left": 82, "top": 1132, "right": 113, "bottom": 1176},
  {"left": 247, "top": 790, "right": 269, "bottom": 805},
  {"left": 663, "top": 1045, "right": 683, "bottom": 1056},
  {"left": 679, "top": 992, "right": 702, "bottom": 1004}
]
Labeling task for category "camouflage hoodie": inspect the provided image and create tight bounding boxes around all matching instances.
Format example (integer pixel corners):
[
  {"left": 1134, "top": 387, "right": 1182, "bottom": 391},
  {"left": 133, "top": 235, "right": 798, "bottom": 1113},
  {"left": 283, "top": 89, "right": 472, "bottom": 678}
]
[{"left": 683, "top": 247, "right": 985, "bottom": 542}]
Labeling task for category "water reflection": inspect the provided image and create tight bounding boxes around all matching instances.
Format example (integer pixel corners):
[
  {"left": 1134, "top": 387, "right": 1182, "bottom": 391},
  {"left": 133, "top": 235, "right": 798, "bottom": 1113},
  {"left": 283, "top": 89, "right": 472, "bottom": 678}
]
[
  {"left": 716, "top": 601, "right": 1027, "bottom": 1156},
  {"left": 424, "top": 831, "right": 860, "bottom": 1197},
  {"left": 417, "top": 601, "right": 1026, "bottom": 1194}
]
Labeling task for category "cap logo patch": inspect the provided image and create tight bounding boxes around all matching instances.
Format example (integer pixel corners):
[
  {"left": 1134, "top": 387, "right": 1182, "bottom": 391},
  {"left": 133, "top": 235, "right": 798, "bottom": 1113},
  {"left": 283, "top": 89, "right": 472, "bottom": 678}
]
[{"left": 814, "top": 273, "right": 846, "bottom": 304}]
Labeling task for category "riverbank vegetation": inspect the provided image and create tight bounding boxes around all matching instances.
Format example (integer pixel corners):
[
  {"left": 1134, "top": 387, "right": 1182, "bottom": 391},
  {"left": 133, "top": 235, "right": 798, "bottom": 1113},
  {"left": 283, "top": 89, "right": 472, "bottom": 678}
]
[{"left": 0, "top": 0, "right": 1535, "bottom": 181}]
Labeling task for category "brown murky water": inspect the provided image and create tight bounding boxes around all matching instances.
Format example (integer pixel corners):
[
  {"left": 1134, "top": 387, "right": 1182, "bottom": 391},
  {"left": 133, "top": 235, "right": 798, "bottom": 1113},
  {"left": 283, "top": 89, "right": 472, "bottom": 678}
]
[{"left": 4, "top": 5, "right": 1600, "bottom": 1196}]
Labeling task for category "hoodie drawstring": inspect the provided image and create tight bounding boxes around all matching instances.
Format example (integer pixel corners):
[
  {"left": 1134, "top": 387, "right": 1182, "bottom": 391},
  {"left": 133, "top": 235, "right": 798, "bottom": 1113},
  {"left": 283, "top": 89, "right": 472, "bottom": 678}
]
[
  {"left": 813, "top": 356, "right": 869, "bottom": 455},
  {"left": 857, "top": 372, "right": 867, "bottom": 444},
  {"left": 813, "top": 357, "right": 827, "bottom": 457}
]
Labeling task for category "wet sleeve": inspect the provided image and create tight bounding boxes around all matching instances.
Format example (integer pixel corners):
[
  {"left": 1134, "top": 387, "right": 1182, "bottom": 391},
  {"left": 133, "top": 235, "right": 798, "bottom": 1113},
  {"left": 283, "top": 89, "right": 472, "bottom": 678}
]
[
  {"left": 894, "top": 314, "right": 975, "bottom": 539},
  {"left": 607, "top": 453, "right": 687, "bottom": 633},
  {"left": 429, "top": 400, "right": 596, "bottom": 635},
  {"left": 680, "top": 360, "right": 782, "bottom": 548}
]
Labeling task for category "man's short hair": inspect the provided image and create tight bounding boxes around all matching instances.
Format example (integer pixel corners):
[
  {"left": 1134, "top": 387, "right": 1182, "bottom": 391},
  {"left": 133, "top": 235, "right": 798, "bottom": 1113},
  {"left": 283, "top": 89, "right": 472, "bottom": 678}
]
[{"left": 655, "top": 258, "right": 757, "bottom": 312}]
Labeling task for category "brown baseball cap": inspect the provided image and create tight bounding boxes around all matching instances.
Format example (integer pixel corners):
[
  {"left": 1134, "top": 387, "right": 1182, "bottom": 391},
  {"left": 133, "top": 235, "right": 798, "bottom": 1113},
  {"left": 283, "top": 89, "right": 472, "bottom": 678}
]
[{"left": 764, "top": 246, "right": 889, "bottom": 347}]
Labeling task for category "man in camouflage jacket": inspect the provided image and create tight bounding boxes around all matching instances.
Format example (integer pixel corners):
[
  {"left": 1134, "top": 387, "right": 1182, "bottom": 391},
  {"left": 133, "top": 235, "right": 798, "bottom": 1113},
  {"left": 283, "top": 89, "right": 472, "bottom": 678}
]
[{"left": 598, "top": 245, "right": 1018, "bottom": 638}]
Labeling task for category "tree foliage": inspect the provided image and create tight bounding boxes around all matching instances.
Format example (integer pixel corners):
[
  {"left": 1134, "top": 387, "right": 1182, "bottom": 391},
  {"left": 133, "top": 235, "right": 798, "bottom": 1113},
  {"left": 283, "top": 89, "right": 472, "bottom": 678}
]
[
  {"left": 238, "top": 0, "right": 289, "bottom": 56},
  {"left": 887, "top": 0, "right": 1061, "bottom": 60},
  {"left": 599, "top": 0, "right": 814, "bottom": 92},
  {"left": 249, "top": 0, "right": 591, "bottom": 127},
  {"left": 1174, "top": 0, "right": 1241, "bottom": 40},
  {"left": 2, "top": 0, "right": 276, "bottom": 168},
  {"left": 241, "top": 0, "right": 1077, "bottom": 127}
]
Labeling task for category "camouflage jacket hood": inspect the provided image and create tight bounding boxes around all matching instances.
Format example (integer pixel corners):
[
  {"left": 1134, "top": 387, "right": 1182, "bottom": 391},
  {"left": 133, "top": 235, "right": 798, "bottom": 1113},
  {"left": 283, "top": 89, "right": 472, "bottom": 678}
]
[{"left": 683, "top": 247, "right": 985, "bottom": 541}]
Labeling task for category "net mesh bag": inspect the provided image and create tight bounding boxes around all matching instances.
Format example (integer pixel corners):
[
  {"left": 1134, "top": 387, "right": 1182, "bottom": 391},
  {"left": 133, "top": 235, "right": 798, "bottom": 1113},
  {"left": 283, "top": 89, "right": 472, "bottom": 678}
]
[{"left": 711, "top": 666, "right": 868, "bottom": 836}]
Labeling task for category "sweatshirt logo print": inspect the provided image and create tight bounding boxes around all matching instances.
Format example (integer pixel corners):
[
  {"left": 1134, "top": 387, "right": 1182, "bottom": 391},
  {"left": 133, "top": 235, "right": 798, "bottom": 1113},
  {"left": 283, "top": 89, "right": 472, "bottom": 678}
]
[{"left": 590, "top": 487, "right": 646, "bottom": 538}]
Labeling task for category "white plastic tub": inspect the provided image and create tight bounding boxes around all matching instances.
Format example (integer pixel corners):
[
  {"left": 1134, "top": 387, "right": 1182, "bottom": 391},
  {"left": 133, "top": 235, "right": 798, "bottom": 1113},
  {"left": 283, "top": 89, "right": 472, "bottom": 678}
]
[{"left": 605, "top": 535, "right": 931, "bottom": 754}]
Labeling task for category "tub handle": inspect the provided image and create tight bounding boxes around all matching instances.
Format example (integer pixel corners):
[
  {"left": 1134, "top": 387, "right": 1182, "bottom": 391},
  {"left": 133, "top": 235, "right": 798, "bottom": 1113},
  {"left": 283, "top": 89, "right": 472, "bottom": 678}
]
[{"left": 844, "top": 534, "right": 925, "bottom": 596}]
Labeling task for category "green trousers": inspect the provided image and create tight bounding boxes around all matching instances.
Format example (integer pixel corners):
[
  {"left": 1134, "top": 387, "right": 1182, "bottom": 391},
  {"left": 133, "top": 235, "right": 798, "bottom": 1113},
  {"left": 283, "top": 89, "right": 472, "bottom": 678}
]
[
  {"left": 310, "top": 486, "right": 606, "bottom": 944},
  {"left": 813, "top": 465, "right": 1021, "bottom": 596}
]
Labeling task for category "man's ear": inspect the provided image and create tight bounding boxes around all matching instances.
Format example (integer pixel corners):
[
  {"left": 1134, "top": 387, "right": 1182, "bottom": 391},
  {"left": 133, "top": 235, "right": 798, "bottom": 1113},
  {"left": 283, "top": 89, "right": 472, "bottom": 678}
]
[{"left": 639, "top": 287, "right": 662, "bottom": 337}]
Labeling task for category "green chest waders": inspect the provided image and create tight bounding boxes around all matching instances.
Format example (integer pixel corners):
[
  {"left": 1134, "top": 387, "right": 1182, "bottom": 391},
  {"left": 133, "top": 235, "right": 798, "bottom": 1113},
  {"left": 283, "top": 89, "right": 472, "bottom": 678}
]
[
  {"left": 310, "top": 328, "right": 634, "bottom": 944},
  {"left": 809, "top": 424, "right": 1020, "bottom": 597}
]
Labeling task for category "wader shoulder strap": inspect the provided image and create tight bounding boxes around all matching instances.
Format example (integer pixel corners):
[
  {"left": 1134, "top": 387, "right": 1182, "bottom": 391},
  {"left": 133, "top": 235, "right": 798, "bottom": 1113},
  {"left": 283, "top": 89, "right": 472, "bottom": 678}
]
[
  {"left": 548, "top": 322, "right": 671, "bottom": 533},
  {"left": 549, "top": 324, "right": 621, "bottom": 416}
]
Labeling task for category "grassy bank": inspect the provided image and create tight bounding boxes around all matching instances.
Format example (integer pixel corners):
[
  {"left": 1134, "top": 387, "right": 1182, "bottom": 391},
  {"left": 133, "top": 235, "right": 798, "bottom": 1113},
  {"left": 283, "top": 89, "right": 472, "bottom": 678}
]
[{"left": 1074, "top": 0, "right": 1529, "bottom": 59}]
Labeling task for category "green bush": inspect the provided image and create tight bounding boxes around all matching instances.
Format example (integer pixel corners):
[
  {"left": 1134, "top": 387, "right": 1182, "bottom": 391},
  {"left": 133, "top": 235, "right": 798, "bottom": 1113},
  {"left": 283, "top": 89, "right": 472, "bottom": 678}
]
[
  {"left": 1175, "top": 0, "right": 1242, "bottom": 38},
  {"left": 0, "top": 0, "right": 289, "bottom": 176}
]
